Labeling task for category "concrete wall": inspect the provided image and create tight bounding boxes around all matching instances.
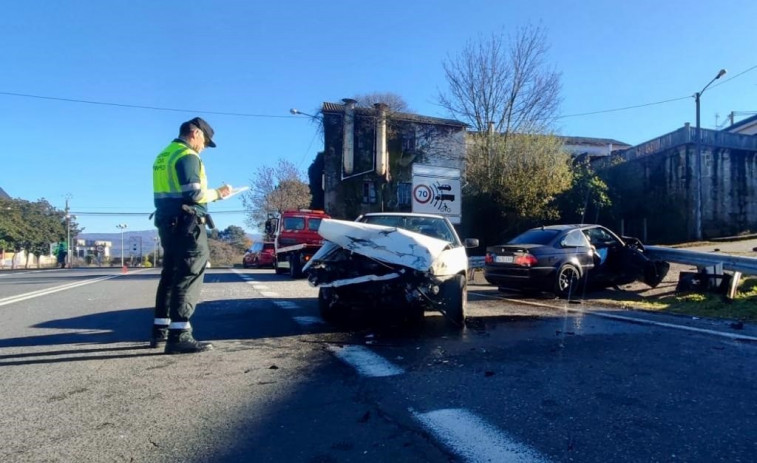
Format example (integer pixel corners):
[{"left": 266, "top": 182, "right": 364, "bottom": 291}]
[{"left": 601, "top": 127, "right": 757, "bottom": 243}]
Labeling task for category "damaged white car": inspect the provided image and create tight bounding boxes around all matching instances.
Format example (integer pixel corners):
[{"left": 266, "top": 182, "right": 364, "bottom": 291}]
[{"left": 303, "top": 213, "right": 479, "bottom": 328}]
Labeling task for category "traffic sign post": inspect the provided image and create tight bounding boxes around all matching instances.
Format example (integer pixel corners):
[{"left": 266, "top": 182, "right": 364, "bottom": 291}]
[{"left": 411, "top": 164, "right": 462, "bottom": 223}]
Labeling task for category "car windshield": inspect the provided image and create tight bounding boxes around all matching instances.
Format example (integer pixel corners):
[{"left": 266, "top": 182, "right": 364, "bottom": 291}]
[
  {"left": 508, "top": 228, "right": 561, "bottom": 245},
  {"left": 359, "top": 215, "right": 458, "bottom": 244},
  {"left": 308, "top": 218, "right": 322, "bottom": 231}
]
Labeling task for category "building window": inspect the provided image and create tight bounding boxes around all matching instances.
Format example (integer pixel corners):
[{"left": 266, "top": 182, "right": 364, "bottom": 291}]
[
  {"left": 362, "top": 181, "right": 377, "bottom": 204},
  {"left": 402, "top": 131, "right": 416, "bottom": 152},
  {"left": 398, "top": 182, "right": 412, "bottom": 206}
]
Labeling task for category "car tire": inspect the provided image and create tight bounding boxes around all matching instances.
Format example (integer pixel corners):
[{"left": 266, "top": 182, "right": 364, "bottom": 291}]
[
  {"left": 289, "top": 254, "right": 302, "bottom": 278},
  {"left": 554, "top": 263, "right": 581, "bottom": 299},
  {"left": 318, "top": 287, "right": 343, "bottom": 323},
  {"left": 441, "top": 274, "right": 467, "bottom": 328}
]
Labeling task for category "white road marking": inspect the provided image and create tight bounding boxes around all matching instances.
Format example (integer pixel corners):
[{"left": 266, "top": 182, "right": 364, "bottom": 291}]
[
  {"left": 327, "top": 345, "right": 404, "bottom": 377},
  {"left": 292, "top": 316, "right": 325, "bottom": 326},
  {"left": 0, "top": 274, "right": 123, "bottom": 307},
  {"left": 471, "top": 290, "right": 757, "bottom": 343},
  {"left": 273, "top": 300, "right": 300, "bottom": 310},
  {"left": 411, "top": 408, "right": 551, "bottom": 463}
]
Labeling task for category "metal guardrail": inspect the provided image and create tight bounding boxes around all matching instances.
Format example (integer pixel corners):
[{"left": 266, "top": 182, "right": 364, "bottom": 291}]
[
  {"left": 469, "top": 256, "right": 485, "bottom": 270},
  {"left": 644, "top": 246, "right": 757, "bottom": 275}
]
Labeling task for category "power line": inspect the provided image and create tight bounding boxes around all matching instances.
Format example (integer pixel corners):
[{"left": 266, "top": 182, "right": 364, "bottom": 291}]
[
  {"left": 0, "top": 91, "right": 295, "bottom": 119},
  {"left": 559, "top": 64, "right": 757, "bottom": 119},
  {"left": 557, "top": 95, "right": 691, "bottom": 119}
]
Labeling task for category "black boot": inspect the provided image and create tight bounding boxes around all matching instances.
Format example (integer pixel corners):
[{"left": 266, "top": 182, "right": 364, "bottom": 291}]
[
  {"left": 164, "top": 329, "right": 213, "bottom": 355},
  {"left": 149, "top": 325, "right": 169, "bottom": 348}
]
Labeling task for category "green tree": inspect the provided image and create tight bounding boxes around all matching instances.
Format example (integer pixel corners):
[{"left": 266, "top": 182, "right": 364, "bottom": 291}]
[
  {"left": 0, "top": 198, "right": 69, "bottom": 268},
  {"left": 464, "top": 133, "right": 573, "bottom": 244},
  {"left": 241, "top": 159, "right": 312, "bottom": 230},
  {"left": 218, "top": 225, "right": 249, "bottom": 253},
  {"left": 555, "top": 158, "right": 611, "bottom": 224},
  {"left": 208, "top": 238, "right": 239, "bottom": 267}
]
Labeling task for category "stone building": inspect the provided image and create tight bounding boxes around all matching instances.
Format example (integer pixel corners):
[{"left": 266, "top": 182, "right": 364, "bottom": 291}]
[{"left": 319, "top": 99, "right": 466, "bottom": 220}]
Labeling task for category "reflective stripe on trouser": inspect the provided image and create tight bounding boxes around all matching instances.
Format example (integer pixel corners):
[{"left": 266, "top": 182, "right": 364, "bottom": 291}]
[{"left": 154, "top": 216, "right": 209, "bottom": 323}]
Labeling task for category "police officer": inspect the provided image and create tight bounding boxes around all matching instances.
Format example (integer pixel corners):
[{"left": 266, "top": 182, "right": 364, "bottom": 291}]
[{"left": 151, "top": 117, "right": 231, "bottom": 354}]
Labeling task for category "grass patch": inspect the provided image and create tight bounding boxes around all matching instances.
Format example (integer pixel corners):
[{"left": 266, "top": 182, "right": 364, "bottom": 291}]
[{"left": 619, "top": 277, "right": 757, "bottom": 322}]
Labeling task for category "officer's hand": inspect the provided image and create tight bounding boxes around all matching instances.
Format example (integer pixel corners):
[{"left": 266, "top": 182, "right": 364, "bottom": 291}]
[{"left": 217, "top": 184, "right": 232, "bottom": 199}]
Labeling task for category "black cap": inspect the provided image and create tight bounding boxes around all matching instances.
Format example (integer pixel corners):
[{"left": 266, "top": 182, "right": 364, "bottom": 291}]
[{"left": 181, "top": 117, "right": 216, "bottom": 148}]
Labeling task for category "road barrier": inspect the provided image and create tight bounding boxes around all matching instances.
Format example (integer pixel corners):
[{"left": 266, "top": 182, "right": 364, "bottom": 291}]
[{"left": 644, "top": 246, "right": 757, "bottom": 275}]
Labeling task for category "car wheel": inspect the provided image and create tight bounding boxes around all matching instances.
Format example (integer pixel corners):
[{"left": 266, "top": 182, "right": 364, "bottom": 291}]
[
  {"left": 274, "top": 258, "right": 287, "bottom": 275},
  {"left": 318, "top": 287, "right": 343, "bottom": 323},
  {"left": 289, "top": 254, "right": 302, "bottom": 278},
  {"left": 441, "top": 274, "right": 467, "bottom": 328},
  {"left": 554, "top": 263, "right": 581, "bottom": 299}
]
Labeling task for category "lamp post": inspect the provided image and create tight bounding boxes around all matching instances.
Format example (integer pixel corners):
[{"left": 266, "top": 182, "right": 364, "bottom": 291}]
[
  {"left": 116, "top": 224, "right": 127, "bottom": 266},
  {"left": 66, "top": 213, "right": 76, "bottom": 268},
  {"left": 290, "top": 108, "right": 320, "bottom": 120},
  {"left": 694, "top": 68, "right": 727, "bottom": 241}
]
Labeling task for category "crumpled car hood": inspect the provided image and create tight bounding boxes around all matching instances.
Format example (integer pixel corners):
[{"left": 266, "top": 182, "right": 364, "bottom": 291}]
[{"left": 303, "top": 218, "right": 454, "bottom": 274}]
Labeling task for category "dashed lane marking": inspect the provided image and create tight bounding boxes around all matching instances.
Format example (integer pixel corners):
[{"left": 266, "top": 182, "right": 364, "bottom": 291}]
[
  {"left": 292, "top": 315, "right": 325, "bottom": 326},
  {"left": 273, "top": 300, "right": 300, "bottom": 310},
  {"left": 411, "top": 408, "right": 551, "bottom": 463},
  {"left": 327, "top": 345, "right": 404, "bottom": 377}
]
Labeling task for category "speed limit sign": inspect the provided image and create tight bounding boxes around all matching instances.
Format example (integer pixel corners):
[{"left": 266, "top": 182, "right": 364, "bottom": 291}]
[{"left": 413, "top": 184, "right": 432, "bottom": 204}]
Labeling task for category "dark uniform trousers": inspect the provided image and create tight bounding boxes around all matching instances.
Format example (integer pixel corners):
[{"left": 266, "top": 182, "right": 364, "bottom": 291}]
[{"left": 154, "top": 213, "right": 209, "bottom": 326}]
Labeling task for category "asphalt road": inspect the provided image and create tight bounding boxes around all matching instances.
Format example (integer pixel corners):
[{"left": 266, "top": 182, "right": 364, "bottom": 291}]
[{"left": 0, "top": 267, "right": 755, "bottom": 462}]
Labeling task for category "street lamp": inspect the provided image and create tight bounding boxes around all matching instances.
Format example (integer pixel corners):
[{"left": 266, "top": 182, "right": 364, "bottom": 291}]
[
  {"left": 290, "top": 108, "right": 320, "bottom": 120},
  {"left": 694, "top": 68, "right": 727, "bottom": 241},
  {"left": 116, "top": 223, "right": 127, "bottom": 266}
]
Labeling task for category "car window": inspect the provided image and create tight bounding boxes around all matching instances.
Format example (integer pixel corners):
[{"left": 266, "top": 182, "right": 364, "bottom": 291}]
[
  {"left": 250, "top": 242, "right": 263, "bottom": 252},
  {"left": 509, "top": 229, "right": 560, "bottom": 245},
  {"left": 307, "top": 218, "right": 322, "bottom": 231},
  {"left": 283, "top": 217, "right": 305, "bottom": 231},
  {"left": 583, "top": 227, "right": 619, "bottom": 247},
  {"left": 263, "top": 243, "right": 275, "bottom": 251},
  {"left": 361, "top": 216, "right": 403, "bottom": 228},
  {"left": 561, "top": 230, "right": 589, "bottom": 247},
  {"left": 359, "top": 215, "right": 459, "bottom": 244}
]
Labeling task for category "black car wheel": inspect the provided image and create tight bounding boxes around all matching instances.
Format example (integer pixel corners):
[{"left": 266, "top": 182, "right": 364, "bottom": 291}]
[
  {"left": 440, "top": 274, "right": 467, "bottom": 328},
  {"left": 289, "top": 254, "right": 302, "bottom": 278},
  {"left": 318, "top": 287, "right": 344, "bottom": 322},
  {"left": 554, "top": 263, "right": 581, "bottom": 299}
]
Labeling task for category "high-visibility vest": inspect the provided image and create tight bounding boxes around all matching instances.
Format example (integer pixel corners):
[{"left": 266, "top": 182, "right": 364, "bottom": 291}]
[{"left": 153, "top": 141, "right": 216, "bottom": 215}]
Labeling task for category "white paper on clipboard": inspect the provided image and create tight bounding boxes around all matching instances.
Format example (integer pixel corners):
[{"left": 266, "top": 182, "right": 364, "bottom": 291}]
[{"left": 224, "top": 185, "right": 249, "bottom": 199}]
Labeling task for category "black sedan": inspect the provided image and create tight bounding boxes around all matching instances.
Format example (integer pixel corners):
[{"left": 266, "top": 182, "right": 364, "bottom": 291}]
[{"left": 483, "top": 224, "right": 669, "bottom": 298}]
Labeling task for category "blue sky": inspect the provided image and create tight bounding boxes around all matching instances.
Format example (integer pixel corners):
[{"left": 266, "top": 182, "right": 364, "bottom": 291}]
[{"left": 2, "top": 0, "right": 755, "bottom": 234}]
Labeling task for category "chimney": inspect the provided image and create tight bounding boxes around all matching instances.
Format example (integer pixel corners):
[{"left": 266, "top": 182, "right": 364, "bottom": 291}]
[
  {"left": 342, "top": 99, "right": 357, "bottom": 175},
  {"left": 374, "top": 103, "right": 388, "bottom": 177}
]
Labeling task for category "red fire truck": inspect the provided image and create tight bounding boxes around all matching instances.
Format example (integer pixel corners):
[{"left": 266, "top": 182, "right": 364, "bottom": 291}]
[{"left": 264, "top": 209, "right": 331, "bottom": 278}]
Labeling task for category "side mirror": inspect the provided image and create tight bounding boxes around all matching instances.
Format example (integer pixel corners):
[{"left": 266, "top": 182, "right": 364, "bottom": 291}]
[{"left": 464, "top": 238, "right": 479, "bottom": 248}]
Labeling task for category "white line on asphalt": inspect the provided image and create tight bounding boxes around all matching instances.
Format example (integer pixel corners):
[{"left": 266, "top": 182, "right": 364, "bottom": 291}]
[
  {"left": 411, "top": 408, "right": 551, "bottom": 463},
  {"left": 471, "top": 291, "right": 757, "bottom": 343},
  {"left": 273, "top": 300, "right": 300, "bottom": 310},
  {"left": 292, "top": 315, "right": 325, "bottom": 326},
  {"left": 0, "top": 274, "right": 122, "bottom": 307},
  {"left": 327, "top": 345, "right": 404, "bottom": 377}
]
